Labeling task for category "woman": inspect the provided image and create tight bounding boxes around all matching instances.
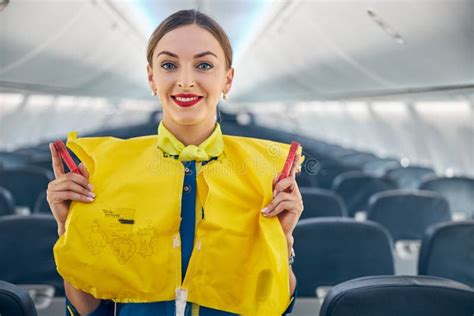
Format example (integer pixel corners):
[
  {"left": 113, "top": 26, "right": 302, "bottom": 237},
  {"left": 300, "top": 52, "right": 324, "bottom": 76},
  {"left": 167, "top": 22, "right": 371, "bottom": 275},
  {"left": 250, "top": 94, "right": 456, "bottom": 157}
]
[{"left": 48, "top": 9, "right": 303, "bottom": 316}]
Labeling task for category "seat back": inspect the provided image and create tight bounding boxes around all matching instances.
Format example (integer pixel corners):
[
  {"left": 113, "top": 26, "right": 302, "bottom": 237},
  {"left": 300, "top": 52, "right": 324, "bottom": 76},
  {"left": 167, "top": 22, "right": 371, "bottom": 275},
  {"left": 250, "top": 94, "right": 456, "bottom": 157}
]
[
  {"left": 32, "top": 191, "right": 51, "bottom": 214},
  {"left": 332, "top": 171, "right": 397, "bottom": 217},
  {"left": 0, "top": 187, "right": 15, "bottom": 216},
  {"left": 419, "top": 176, "right": 474, "bottom": 219},
  {"left": 367, "top": 190, "right": 451, "bottom": 241},
  {"left": 385, "top": 166, "right": 435, "bottom": 189},
  {"left": 337, "top": 153, "right": 378, "bottom": 168},
  {"left": 0, "top": 215, "right": 63, "bottom": 296},
  {"left": 314, "top": 161, "right": 360, "bottom": 189},
  {"left": 300, "top": 187, "right": 347, "bottom": 218},
  {"left": 0, "top": 167, "right": 53, "bottom": 212},
  {"left": 320, "top": 275, "right": 474, "bottom": 316},
  {"left": 0, "top": 280, "right": 37, "bottom": 316},
  {"left": 363, "top": 158, "right": 401, "bottom": 176},
  {"left": 418, "top": 221, "right": 474, "bottom": 287},
  {"left": 293, "top": 218, "right": 394, "bottom": 297}
]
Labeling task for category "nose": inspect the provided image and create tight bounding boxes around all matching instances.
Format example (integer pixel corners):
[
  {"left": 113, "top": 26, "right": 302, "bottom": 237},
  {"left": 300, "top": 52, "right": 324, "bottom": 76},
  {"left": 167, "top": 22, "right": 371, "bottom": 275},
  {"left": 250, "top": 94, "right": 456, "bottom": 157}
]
[
  {"left": 177, "top": 81, "right": 195, "bottom": 88},
  {"left": 177, "top": 68, "right": 195, "bottom": 88}
]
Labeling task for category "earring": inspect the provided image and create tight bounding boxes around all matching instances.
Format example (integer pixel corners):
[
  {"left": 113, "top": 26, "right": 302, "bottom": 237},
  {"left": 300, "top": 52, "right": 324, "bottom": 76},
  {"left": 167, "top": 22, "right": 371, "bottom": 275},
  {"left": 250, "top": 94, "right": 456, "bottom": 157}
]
[
  {"left": 151, "top": 90, "right": 157, "bottom": 96},
  {"left": 222, "top": 92, "right": 228, "bottom": 100}
]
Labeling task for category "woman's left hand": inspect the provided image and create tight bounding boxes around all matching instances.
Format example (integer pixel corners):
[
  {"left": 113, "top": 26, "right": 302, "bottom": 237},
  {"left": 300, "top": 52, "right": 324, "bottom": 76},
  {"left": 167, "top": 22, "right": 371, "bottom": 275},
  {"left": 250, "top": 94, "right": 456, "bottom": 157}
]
[{"left": 261, "top": 153, "right": 304, "bottom": 252}]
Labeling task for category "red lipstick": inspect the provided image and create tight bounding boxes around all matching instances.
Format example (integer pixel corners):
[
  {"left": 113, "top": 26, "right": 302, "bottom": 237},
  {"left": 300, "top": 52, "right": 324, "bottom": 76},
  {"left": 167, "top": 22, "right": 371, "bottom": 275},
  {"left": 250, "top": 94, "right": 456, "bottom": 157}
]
[{"left": 172, "top": 94, "right": 203, "bottom": 107}]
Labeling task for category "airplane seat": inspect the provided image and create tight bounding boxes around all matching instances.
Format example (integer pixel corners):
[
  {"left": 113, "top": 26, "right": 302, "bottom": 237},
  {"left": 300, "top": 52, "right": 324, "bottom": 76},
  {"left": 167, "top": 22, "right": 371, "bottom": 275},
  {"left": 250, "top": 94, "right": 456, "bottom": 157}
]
[
  {"left": 300, "top": 187, "right": 347, "bottom": 218},
  {"left": 293, "top": 218, "right": 394, "bottom": 298},
  {"left": 336, "top": 153, "right": 378, "bottom": 169},
  {"left": 296, "top": 156, "right": 320, "bottom": 188},
  {"left": 0, "top": 166, "right": 53, "bottom": 214},
  {"left": 366, "top": 190, "right": 451, "bottom": 258},
  {"left": 385, "top": 166, "right": 436, "bottom": 189},
  {"left": 0, "top": 187, "right": 15, "bottom": 216},
  {"left": 418, "top": 220, "right": 474, "bottom": 288},
  {"left": 363, "top": 158, "right": 401, "bottom": 176},
  {"left": 332, "top": 171, "right": 397, "bottom": 218},
  {"left": 0, "top": 214, "right": 64, "bottom": 297},
  {"left": 0, "top": 152, "right": 31, "bottom": 170},
  {"left": 28, "top": 153, "right": 53, "bottom": 173},
  {"left": 32, "top": 191, "right": 51, "bottom": 214},
  {"left": 419, "top": 176, "right": 474, "bottom": 220},
  {"left": 314, "top": 161, "right": 360, "bottom": 190},
  {"left": 320, "top": 275, "right": 474, "bottom": 316},
  {"left": 0, "top": 280, "right": 38, "bottom": 316}
]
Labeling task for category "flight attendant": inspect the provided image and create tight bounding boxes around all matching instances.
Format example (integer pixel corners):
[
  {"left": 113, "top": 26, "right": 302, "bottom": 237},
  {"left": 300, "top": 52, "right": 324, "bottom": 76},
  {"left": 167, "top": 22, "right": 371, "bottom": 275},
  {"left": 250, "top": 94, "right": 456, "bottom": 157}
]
[{"left": 47, "top": 9, "right": 303, "bottom": 316}]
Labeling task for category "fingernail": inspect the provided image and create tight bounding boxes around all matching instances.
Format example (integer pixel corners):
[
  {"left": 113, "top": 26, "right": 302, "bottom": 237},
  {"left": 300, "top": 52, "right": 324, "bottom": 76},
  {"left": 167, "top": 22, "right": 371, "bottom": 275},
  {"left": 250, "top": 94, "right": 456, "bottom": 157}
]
[
  {"left": 88, "top": 184, "right": 94, "bottom": 191},
  {"left": 88, "top": 191, "right": 96, "bottom": 198},
  {"left": 261, "top": 207, "right": 268, "bottom": 214},
  {"left": 86, "top": 196, "right": 94, "bottom": 202}
]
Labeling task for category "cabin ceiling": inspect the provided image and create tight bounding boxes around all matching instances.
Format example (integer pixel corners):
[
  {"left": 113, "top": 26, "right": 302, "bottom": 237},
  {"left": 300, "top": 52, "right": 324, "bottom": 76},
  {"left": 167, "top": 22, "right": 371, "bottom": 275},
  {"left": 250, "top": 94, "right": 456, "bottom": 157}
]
[{"left": 0, "top": 0, "right": 472, "bottom": 102}]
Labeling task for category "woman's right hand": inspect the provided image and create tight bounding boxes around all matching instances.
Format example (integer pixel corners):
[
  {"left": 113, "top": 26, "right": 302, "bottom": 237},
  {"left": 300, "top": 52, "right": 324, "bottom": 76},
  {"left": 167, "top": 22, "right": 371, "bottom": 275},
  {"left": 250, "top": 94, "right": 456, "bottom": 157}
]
[{"left": 47, "top": 143, "right": 95, "bottom": 236}]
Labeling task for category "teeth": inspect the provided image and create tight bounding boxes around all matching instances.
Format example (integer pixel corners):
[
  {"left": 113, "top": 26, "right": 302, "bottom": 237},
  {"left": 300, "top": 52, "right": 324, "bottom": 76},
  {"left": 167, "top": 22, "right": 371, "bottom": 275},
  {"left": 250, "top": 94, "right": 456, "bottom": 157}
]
[{"left": 176, "top": 97, "right": 199, "bottom": 102}]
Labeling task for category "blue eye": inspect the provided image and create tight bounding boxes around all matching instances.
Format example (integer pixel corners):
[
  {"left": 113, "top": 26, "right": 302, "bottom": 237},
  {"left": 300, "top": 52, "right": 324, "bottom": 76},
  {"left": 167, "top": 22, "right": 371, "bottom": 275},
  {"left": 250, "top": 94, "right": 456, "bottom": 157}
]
[
  {"left": 197, "top": 62, "right": 213, "bottom": 70},
  {"left": 161, "top": 62, "right": 176, "bottom": 70}
]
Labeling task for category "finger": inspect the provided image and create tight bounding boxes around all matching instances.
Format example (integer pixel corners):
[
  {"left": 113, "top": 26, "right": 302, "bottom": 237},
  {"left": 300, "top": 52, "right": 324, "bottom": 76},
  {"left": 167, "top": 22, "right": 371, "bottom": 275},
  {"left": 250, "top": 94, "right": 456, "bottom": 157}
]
[
  {"left": 55, "top": 172, "right": 92, "bottom": 191},
  {"left": 274, "top": 176, "right": 296, "bottom": 195},
  {"left": 49, "top": 143, "right": 65, "bottom": 179},
  {"left": 50, "top": 180, "right": 95, "bottom": 199},
  {"left": 290, "top": 153, "right": 300, "bottom": 179},
  {"left": 264, "top": 201, "right": 297, "bottom": 217},
  {"left": 272, "top": 173, "right": 280, "bottom": 192},
  {"left": 78, "top": 162, "right": 90, "bottom": 179},
  {"left": 262, "top": 191, "right": 293, "bottom": 215},
  {"left": 49, "top": 191, "right": 95, "bottom": 204}
]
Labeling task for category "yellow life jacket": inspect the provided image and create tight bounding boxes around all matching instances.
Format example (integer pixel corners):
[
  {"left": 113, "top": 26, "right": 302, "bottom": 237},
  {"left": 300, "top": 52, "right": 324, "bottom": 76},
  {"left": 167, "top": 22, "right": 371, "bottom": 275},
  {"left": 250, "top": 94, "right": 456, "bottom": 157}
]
[{"left": 53, "top": 130, "right": 303, "bottom": 315}]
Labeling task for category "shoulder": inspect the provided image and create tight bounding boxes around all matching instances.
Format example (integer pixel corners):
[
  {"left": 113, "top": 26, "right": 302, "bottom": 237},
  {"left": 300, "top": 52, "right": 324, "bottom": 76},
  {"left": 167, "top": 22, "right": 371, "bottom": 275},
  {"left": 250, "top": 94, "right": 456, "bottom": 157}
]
[{"left": 222, "top": 134, "right": 291, "bottom": 168}]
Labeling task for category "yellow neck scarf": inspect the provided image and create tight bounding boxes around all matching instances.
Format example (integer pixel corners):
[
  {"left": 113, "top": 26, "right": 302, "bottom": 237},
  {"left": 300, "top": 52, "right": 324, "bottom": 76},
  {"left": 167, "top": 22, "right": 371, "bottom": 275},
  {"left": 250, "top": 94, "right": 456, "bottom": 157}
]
[{"left": 156, "top": 121, "right": 224, "bottom": 162}]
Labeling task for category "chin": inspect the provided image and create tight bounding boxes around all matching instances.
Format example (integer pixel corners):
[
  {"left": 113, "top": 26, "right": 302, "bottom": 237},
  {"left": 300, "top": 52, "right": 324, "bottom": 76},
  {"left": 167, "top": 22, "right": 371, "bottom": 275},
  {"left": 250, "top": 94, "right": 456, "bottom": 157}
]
[{"left": 172, "top": 113, "right": 208, "bottom": 126}]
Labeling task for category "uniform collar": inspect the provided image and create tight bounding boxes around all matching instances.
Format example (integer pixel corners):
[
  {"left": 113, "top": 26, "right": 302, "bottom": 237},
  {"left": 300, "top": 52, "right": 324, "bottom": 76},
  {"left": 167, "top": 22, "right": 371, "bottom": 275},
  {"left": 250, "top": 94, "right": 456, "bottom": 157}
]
[{"left": 157, "top": 121, "right": 224, "bottom": 162}]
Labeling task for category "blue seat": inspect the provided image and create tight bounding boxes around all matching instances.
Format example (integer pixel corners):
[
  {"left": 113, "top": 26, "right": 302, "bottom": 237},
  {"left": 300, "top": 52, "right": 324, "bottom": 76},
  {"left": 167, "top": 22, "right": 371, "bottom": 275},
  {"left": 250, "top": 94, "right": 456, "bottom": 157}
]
[
  {"left": 320, "top": 275, "right": 474, "bottom": 316},
  {"left": 0, "top": 167, "right": 53, "bottom": 212},
  {"left": 0, "top": 152, "right": 31, "bottom": 170},
  {"left": 299, "top": 187, "right": 346, "bottom": 218},
  {"left": 314, "top": 161, "right": 360, "bottom": 190},
  {"left": 293, "top": 218, "right": 394, "bottom": 297},
  {"left": 32, "top": 191, "right": 51, "bottom": 214},
  {"left": 0, "top": 215, "right": 63, "bottom": 296},
  {"left": 332, "top": 171, "right": 397, "bottom": 217},
  {"left": 418, "top": 221, "right": 474, "bottom": 287},
  {"left": 337, "top": 153, "right": 378, "bottom": 168},
  {"left": 363, "top": 158, "right": 401, "bottom": 176},
  {"left": 366, "top": 190, "right": 451, "bottom": 241},
  {"left": 0, "top": 280, "right": 37, "bottom": 316},
  {"left": 385, "top": 166, "right": 436, "bottom": 189},
  {"left": 419, "top": 176, "right": 474, "bottom": 219},
  {"left": 0, "top": 187, "right": 15, "bottom": 216}
]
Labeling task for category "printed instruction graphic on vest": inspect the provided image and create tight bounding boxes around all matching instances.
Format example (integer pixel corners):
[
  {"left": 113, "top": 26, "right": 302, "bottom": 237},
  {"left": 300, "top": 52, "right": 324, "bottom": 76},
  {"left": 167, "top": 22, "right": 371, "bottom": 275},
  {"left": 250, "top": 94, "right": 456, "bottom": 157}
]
[{"left": 86, "top": 207, "right": 159, "bottom": 264}]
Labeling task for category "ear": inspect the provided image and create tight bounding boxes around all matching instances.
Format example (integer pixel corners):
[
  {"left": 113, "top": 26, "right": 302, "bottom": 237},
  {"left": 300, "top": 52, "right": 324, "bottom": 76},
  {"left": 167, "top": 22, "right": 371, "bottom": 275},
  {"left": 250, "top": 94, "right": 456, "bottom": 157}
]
[
  {"left": 146, "top": 64, "right": 156, "bottom": 91},
  {"left": 223, "top": 67, "right": 235, "bottom": 94}
]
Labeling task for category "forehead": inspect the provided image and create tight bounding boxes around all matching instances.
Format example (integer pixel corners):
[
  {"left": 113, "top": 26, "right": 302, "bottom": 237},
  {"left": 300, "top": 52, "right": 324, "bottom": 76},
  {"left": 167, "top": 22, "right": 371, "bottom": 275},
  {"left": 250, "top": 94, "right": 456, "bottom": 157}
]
[{"left": 154, "top": 24, "right": 224, "bottom": 59}]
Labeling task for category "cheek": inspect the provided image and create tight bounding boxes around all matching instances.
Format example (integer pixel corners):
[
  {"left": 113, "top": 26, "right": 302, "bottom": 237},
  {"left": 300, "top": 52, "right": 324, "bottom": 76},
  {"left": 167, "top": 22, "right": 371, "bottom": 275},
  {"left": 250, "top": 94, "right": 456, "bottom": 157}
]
[{"left": 200, "top": 76, "right": 223, "bottom": 98}]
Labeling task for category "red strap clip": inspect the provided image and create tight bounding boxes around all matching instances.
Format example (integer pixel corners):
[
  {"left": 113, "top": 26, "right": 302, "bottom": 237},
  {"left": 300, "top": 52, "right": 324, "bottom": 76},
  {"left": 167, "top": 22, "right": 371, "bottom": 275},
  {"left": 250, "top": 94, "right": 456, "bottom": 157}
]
[
  {"left": 278, "top": 141, "right": 300, "bottom": 182},
  {"left": 53, "top": 140, "right": 80, "bottom": 174}
]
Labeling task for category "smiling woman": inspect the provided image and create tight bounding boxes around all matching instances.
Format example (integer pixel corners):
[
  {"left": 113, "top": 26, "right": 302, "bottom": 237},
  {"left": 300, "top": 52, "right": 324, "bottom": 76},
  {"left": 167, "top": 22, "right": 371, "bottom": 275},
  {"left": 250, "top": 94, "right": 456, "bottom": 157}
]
[
  {"left": 146, "top": 14, "right": 234, "bottom": 147},
  {"left": 50, "top": 8, "right": 303, "bottom": 316}
]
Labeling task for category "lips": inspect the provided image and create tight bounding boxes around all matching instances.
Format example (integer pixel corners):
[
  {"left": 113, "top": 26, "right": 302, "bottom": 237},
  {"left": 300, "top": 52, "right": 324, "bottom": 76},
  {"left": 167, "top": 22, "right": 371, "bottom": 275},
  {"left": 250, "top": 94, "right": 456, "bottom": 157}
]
[{"left": 172, "top": 94, "right": 203, "bottom": 108}]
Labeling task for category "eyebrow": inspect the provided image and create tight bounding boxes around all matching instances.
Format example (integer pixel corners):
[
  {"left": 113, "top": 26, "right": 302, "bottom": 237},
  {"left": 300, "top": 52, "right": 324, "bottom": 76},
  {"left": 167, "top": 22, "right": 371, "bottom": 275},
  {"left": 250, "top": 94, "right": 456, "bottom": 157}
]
[{"left": 156, "top": 50, "right": 218, "bottom": 59}]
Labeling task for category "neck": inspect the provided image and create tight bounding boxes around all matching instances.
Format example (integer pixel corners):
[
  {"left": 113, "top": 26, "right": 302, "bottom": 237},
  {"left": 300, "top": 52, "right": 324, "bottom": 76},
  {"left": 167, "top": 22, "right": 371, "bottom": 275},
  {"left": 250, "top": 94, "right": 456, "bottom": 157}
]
[{"left": 162, "top": 116, "right": 216, "bottom": 146}]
